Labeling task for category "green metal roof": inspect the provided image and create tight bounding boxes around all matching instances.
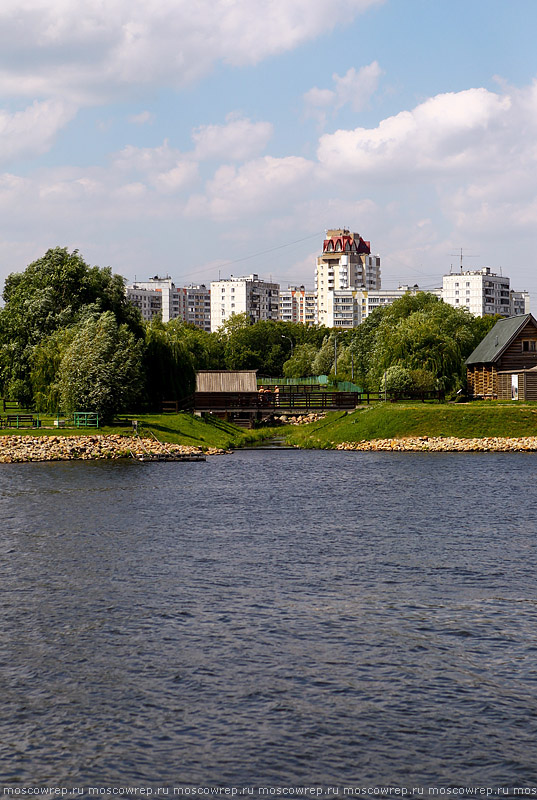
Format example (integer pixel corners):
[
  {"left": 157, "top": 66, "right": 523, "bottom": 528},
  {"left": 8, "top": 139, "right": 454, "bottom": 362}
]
[{"left": 465, "top": 314, "right": 536, "bottom": 365}]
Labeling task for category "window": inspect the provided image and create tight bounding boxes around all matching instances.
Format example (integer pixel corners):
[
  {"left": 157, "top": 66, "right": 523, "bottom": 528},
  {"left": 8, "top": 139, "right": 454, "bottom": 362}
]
[{"left": 522, "top": 340, "right": 537, "bottom": 352}]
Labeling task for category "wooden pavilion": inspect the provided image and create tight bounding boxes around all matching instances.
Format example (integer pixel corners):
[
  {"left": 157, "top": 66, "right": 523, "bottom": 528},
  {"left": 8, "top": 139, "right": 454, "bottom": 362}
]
[{"left": 466, "top": 313, "right": 537, "bottom": 399}]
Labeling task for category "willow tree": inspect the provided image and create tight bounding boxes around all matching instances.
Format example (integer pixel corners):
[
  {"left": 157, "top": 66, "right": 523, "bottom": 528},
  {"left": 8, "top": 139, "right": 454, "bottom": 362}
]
[{"left": 57, "top": 312, "right": 144, "bottom": 422}]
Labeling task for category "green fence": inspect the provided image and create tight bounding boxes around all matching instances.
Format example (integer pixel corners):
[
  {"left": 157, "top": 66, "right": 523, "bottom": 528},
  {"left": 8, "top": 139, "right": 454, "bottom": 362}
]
[
  {"left": 257, "top": 375, "right": 329, "bottom": 386},
  {"left": 72, "top": 412, "right": 99, "bottom": 428}
]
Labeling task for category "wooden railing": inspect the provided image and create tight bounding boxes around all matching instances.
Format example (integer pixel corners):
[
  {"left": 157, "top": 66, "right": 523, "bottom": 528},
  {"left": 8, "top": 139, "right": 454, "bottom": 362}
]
[
  {"left": 169, "top": 389, "right": 443, "bottom": 414},
  {"left": 190, "top": 391, "right": 362, "bottom": 412}
]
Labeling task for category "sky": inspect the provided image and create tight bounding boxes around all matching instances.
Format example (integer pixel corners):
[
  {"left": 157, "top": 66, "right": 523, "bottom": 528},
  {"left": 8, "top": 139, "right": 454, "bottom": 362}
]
[{"left": 1, "top": 0, "right": 537, "bottom": 301}]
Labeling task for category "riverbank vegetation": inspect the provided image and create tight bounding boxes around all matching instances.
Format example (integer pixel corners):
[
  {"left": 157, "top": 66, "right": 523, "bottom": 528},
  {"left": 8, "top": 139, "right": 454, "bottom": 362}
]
[
  {"left": 0, "top": 411, "right": 283, "bottom": 450},
  {"left": 0, "top": 247, "right": 498, "bottom": 422},
  {"left": 285, "top": 402, "right": 537, "bottom": 448}
]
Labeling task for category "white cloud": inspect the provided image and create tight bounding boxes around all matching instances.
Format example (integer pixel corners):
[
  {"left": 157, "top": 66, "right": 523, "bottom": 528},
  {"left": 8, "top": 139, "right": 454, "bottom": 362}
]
[
  {"left": 186, "top": 155, "right": 315, "bottom": 220},
  {"left": 129, "top": 110, "right": 154, "bottom": 125},
  {"left": 317, "top": 87, "right": 512, "bottom": 176},
  {"left": 304, "top": 62, "right": 383, "bottom": 122},
  {"left": 0, "top": 99, "right": 76, "bottom": 165},
  {"left": 0, "top": 0, "right": 384, "bottom": 103},
  {"left": 113, "top": 140, "right": 198, "bottom": 193},
  {"left": 192, "top": 114, "right": 273, "bottom": 161}
]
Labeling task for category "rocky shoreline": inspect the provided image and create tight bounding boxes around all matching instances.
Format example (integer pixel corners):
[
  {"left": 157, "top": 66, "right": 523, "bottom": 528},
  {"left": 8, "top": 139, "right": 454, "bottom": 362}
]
[
  {"left": 0, "top": 434, "right": 227, "bottom": 463},
  {"left": 334, "top": 435, "right": 537, "bottom": 452}
]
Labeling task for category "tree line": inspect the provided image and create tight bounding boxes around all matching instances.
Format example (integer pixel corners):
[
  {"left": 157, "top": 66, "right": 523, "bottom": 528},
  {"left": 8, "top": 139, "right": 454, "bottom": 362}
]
[{"left": 0, "top": 248, "right": 495, "bottom": 421}]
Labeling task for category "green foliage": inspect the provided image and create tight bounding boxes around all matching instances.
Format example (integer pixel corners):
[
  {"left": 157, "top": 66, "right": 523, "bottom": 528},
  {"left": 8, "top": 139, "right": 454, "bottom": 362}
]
[
  {"left": 347, "top": 308, "right": 385, "bottom": 390},
  {"left": 312, "top": 335, "right": 335, "bottom": 375},
  {"left": 380, "top": 365, "right": 413, "bottom": 398},
  {"left": 409, "top": 368, "right": 436, "bottom": 395},
  {"left": 56, "top": 312, "right": 144, "bottom": 422},
  {"left": 31, "top": 327, "right": 76, "bottom": 412},
  {"left": 0, "top": 247, "right": 143, "bottom": 403},
  {"left": 368, "top": 293, "right": 481, "bottom": 392},
  {"left": 215, "top": 315, "right": 327, "bottom": 376},
  {"left": 142, "top": 318, "right": 196, "bottom": 409},
  {"left": 166, "top": 319, "right": 224, "bottom": 370},
  {"left": 282, "top": 343, "right": 318, "bottom": 378}
]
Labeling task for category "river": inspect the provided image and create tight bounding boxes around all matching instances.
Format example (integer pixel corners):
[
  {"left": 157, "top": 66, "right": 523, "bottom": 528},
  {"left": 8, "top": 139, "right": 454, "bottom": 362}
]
[{"left": 1, "top": 450, "right": 537, "bottom": 791}]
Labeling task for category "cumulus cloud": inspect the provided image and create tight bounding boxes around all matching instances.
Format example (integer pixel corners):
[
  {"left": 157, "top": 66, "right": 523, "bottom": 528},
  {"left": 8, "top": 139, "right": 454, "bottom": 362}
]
[
  {"left": 304, "top": 62, "right": 383, "bottom": 122},
  {"left": 317, "top": 87, "right": 513, "bottom": 176},
  {"left": 192, "top": 114, "right": 273, "bottom": 161},
  {"left": 0, "top": 0, "right": 384, "bottom": 103}
]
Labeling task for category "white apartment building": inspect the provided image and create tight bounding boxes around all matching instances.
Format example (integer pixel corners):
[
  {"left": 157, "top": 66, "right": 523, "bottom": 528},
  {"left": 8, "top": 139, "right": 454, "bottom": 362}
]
[
  {"left": 442, "top": 268, "right": 529, "bottom": 317},
  {"left": 279, "top": 286, "right": 317, "bottom": 325},
  {"left": 210, "top": 274, "right": 279, "bottom": 332},
  {"left": 125, "top": 277, "right": 211, "bottom": 330},
  {"left": 321, "top": 285, "right": 437, "bottom": 328},
  {"left": 316, "top": 229, "right": 381, "bottom": 328}
]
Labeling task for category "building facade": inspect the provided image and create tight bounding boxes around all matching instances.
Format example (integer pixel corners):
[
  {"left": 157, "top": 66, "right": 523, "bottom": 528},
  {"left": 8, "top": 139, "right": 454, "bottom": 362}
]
[
  {"left": 317, "top": 285, "right": 436, "bottom": 329},
  {"left": 210, "top": 274, "right": 279, "bottom": 332},
  {"left": 315, "top": 229, "right": 381, "bottom": 328},
  {"left": 125, "top": 277, "right": 211, "bottom": 330},
  {"left": 278, "top": 286, "right": 317, "bottom": 325},
  {"left": 442, "top": 268, "right": 529, "bottom": 317},
  {"left": 466, "top": 313, "right": 537, "bottom": 398}
]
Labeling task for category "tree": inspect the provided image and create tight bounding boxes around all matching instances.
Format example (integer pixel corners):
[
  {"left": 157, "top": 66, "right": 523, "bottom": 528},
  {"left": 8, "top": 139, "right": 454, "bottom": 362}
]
[
  {"left": 312, "top": 335, "right": 335, "bottom": 376},
  {"left": 0, "top": 247, "right": 143, "bottom": 404},
  {"left": 30, "top": 327, "right": 77, "bottom": 413},
  {"left": 369, "top": 294, "right": 478, "bottom": 392},
  {"left": 282, "top": 343, "right": 318, "bottom": 378},
  {"left": 142, "top": 318, "right": 196, "bottom": 410},
  {"left": 56, "top": 312, "right": 144, "bottom": 422}
]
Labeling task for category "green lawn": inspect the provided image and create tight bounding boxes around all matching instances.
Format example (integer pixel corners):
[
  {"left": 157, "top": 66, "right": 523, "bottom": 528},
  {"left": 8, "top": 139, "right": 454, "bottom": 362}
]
[
  {"left": 285, "top": 402, "right": 537, "bottom": 448},
  {"left": 0, "top": 410, "right": 282, "bottom": 450}
]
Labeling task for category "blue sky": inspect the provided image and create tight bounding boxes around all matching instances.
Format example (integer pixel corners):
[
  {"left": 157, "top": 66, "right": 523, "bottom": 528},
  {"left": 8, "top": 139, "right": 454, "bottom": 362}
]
[{"left": 1, "top": 0, "right": 537, "bottom": 301}]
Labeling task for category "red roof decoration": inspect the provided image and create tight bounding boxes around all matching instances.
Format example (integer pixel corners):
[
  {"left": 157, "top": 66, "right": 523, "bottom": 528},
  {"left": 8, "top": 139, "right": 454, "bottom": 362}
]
[{"left": 322, "top": 233, "right": 371, "bottom": 255}]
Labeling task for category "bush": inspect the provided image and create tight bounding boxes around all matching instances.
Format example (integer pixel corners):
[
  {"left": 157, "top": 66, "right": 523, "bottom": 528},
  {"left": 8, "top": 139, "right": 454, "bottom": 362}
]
[{"left": 380, "top": 365, "right": 413, "bottom": 399}]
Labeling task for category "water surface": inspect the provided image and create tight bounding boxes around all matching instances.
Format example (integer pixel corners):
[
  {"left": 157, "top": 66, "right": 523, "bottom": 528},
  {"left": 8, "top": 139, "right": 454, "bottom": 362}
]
[{"left": 1, "top": 450, "right": 537, "bottom": 788}]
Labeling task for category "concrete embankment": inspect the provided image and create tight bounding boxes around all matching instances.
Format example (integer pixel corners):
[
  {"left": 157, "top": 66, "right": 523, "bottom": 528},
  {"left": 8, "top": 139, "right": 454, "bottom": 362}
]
[
  {"left": 0, "top": 434, "right": 227, "bottom": 463},
  {"left": 334, "top": 436, "right": 537, "bottom": 452}
]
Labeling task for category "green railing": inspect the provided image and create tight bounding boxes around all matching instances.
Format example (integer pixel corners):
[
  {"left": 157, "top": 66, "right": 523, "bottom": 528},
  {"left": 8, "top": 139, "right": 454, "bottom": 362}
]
[
  {"left": 257, "top": 376, "right": 329, "bottom": 386},
  {"left": 72, "top": 412, "right": 99, "bottom": 428}
]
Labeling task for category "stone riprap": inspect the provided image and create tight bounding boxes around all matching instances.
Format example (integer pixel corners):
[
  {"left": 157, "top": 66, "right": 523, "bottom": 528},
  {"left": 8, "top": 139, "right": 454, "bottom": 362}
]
[
  {"left": 334, "top": 436, "right": 537, "bottom": 452},
  {"left": 0, "top": 435, "right": 225, "bottom": 463},
  {"left": 279, "top": 413, "right": 326, "bottom": 425}
]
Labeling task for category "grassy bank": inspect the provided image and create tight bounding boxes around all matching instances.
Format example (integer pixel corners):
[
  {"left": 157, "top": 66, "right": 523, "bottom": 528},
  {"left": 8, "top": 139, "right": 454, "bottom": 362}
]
[
  {"left": 285, "top": 402, "right": 537, "bottom": 448},
  {"left": 0, "top": 412, "right": 283, "bottom": 450}
]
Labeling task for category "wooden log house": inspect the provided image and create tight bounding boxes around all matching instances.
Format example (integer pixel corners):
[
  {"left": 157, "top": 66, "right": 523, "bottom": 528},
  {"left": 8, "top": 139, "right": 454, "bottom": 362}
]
[{"left": 466, "top": 313, "right": 537, "bottom": 399}]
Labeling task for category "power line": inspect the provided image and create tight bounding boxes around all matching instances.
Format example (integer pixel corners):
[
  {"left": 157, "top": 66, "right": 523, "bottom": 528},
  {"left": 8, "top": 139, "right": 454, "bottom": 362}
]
[{"left": 178, "top": 231, "right": 324, "bottom": 280}]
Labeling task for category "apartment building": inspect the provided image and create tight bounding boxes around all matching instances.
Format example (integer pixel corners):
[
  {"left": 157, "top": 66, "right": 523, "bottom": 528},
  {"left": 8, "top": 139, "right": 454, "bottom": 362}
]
[
  {"left": 442, "top": 268, "right": 529, "bottom": 317},
  {"left": 125, "top": 277, "right": 211, "bottom": 330},
  {"left": 210, "top": 274, "right": 279, "bottom": 332},
  {"left": 316, "top": 229, "right": 381, "bottom": 328},
  {"left": 279, "top": 286, "right": 317, "bottom": 325}
]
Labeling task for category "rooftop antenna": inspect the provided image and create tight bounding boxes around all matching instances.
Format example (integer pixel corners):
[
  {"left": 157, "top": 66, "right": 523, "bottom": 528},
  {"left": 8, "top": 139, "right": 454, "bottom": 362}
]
[{"left": 449, "top": 248, "right": 479, "bottom": 273}]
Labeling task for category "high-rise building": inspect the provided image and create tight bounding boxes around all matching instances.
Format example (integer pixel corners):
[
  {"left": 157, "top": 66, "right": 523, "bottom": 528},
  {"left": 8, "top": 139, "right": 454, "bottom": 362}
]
[
  {"left": 278, "top": 286, "right": 317, "bottom": 325},
  {"left": 442, "top": 268, "right": 529, "bottom": 317},
  {"left": 315, "top": 229, "right": 381, "bottom": 328},
  {"left": 210, "top": 274, "right": 279, "bottom": 332}
]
